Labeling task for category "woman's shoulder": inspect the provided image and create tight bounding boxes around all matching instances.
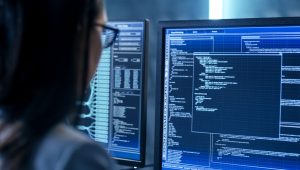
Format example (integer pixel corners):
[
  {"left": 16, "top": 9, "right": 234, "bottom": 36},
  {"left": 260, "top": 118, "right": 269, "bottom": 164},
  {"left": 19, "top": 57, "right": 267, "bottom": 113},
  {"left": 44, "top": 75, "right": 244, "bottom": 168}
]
[{"left": 30, "top": 124, "right": 117, "bottom": 170}]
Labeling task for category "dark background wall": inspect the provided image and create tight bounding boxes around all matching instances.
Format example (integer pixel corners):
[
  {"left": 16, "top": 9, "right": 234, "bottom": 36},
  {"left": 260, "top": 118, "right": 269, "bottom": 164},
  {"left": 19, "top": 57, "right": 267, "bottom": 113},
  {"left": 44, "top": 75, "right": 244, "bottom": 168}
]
[{"left": 103, "top": 0, "right": 300, "bottom": 169}]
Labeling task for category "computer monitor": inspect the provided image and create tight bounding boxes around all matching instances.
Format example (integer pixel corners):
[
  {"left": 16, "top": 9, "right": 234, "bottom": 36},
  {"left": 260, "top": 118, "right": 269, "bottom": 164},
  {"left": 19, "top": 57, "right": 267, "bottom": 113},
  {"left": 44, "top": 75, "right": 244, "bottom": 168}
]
[
  {"left": 156, "top": 17, "right": 300, "bottom": 170},
  {"left": 78, "top": 20, "right": 148, "bottom": 167}
]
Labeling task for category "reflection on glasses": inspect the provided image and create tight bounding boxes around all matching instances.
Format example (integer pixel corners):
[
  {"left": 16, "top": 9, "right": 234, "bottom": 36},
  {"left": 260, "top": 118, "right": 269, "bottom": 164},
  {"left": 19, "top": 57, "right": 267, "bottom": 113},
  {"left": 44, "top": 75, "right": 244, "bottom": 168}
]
[{"left": 95, "top": 24, "right": 119, "bottom": 49}]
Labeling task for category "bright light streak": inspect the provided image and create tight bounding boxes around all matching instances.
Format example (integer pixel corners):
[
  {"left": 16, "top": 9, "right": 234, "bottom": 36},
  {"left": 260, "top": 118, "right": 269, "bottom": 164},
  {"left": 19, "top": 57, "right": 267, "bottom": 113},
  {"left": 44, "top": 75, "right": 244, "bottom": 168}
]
[{"left": 209, "top": 0, "right": 223, "bottom": 19}]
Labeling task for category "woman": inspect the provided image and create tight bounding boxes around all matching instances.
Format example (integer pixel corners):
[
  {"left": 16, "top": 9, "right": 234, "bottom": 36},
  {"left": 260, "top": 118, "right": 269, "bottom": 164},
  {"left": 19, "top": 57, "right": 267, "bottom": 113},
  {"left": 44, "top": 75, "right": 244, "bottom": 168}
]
[{"left": 0, "top": 0, "right": 117, "bottom": 169}]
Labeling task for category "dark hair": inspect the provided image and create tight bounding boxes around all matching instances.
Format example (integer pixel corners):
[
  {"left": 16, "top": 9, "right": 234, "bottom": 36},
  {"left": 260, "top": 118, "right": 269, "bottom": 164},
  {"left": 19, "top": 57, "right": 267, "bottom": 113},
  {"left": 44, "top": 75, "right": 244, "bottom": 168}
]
[{"left": 0, "top": 0, "right": 103, "bottom": 169}]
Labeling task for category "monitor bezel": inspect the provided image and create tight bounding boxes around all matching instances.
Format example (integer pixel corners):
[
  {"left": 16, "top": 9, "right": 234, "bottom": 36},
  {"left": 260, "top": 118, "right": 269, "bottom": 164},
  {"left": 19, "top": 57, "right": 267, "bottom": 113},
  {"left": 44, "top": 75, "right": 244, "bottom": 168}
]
[
  {"left": 106, "top": 19, "right": 149, "bottom": 168},
  {"left": 155, "top": 17, "right": 300, "bottom": 170}
]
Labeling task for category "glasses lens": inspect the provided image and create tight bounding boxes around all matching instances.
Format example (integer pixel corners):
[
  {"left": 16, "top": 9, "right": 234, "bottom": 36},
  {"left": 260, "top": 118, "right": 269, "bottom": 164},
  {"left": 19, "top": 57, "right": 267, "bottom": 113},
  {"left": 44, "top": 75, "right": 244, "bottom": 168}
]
[{"left": 101, "top": 28, "right": 117, "bottom": 49}]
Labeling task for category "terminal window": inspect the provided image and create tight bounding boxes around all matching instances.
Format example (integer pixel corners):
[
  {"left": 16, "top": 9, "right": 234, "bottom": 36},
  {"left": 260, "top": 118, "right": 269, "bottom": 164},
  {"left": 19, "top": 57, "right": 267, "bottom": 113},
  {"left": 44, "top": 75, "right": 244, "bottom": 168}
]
[
  {"left": 78, "top": 21, "right": 145, "bottom": 162},
  {"left": 162, "top": 26, "right": 300, "bottom": 169}
]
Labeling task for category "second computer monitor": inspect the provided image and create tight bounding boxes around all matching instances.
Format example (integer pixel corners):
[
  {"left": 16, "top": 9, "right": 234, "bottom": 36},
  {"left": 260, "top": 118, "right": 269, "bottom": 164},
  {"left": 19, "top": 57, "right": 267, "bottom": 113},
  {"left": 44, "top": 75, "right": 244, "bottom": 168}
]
[
  {"left": 79, "top": 20, "right": 148, "bottom": 167},
  {"left": 157, "top": 18, "right": 300, "bottom": 170}
]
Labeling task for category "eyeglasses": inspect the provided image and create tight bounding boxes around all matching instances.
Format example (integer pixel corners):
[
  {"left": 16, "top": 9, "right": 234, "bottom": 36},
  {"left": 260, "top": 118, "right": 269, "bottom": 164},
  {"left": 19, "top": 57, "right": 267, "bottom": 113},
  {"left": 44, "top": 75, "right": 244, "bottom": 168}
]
[{"left": 95, "top": 24, "right": 119, "bottom": 49}]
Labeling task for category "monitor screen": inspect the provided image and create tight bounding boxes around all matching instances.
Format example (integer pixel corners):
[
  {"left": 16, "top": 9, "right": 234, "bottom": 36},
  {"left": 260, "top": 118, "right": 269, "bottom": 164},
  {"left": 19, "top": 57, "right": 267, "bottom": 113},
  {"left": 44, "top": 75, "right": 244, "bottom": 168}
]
[
  {"left": 157, "top": 18, "right": 300, "bottom": 170},
  {"left": 78, "top": 21, "right": 147, "bottom": 167}
]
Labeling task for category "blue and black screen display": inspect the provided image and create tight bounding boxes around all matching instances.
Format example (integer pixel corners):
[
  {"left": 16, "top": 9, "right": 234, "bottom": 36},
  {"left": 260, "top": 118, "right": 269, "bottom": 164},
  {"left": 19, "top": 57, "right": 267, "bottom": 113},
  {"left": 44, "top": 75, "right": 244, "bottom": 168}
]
[
  {"left": 162, "top": 25, "right": 300, "bottom": 169},
  {"left": 78, "top": 21, "right": 145, "bottom": 163}
]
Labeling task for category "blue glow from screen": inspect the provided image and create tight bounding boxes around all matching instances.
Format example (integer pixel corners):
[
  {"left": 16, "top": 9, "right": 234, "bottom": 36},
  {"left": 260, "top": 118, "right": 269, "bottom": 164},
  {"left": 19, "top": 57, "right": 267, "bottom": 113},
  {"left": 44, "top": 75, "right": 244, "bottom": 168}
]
[{"left": 162, "top": 25, "right": 300, "bottom": 169}]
